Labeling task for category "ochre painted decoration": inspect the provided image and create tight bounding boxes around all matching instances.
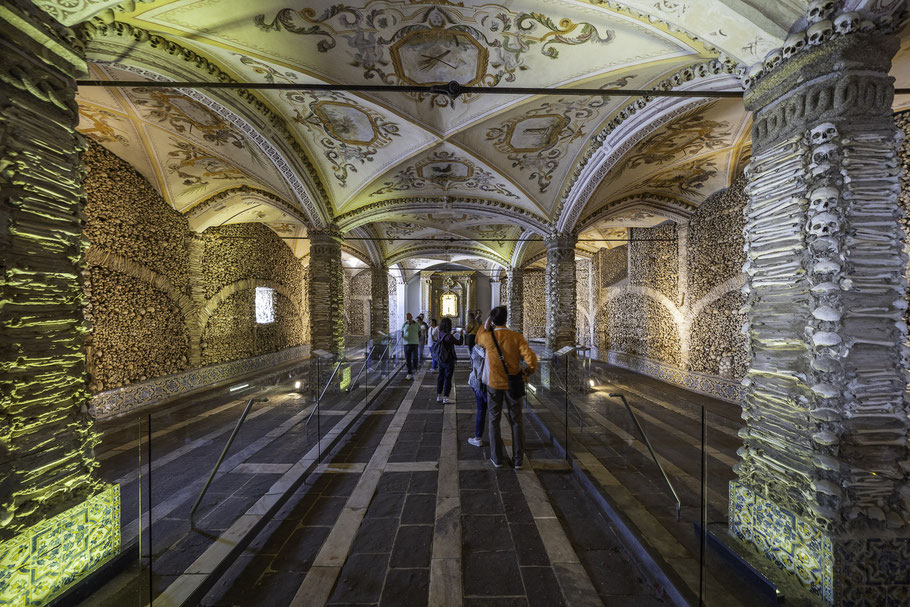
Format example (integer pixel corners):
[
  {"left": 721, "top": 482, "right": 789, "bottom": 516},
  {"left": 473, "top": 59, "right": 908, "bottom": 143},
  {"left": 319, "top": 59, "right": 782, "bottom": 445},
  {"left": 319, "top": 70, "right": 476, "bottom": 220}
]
[{"left": 0, "top": 485, "right": 120, "bottom": 607}]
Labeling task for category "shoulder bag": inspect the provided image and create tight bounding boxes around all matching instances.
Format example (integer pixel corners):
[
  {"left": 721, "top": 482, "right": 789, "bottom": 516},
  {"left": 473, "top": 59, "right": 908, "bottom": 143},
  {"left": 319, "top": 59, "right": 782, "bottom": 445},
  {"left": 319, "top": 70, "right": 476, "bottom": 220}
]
[{"left": 490, "top": 329, "right": 526, "bottom": 399}]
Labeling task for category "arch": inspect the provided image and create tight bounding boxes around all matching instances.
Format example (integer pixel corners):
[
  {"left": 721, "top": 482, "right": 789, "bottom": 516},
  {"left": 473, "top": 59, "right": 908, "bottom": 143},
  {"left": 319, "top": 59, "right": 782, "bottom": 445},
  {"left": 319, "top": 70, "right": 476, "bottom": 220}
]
[
  {"left": 574, "top": 194, "right": 696, "bottom": 234},
  {"left": 386, "top": 245, "right": 509, "bottom": 269},
  {"left": 77, "top": 21, "right": 332, "bottom": 227},
  {"left": 340, "top": 242, "right": 373, "bottom": 267},
  {"left": 336, "top": 197, "right": 551, "bottom": 235},
  {"left": 185, "top": 186, "right": 311, "bottom": 231},
  {"left": 510, "top": 231, "right": 542, "bottom": 269},
  {"left": 198, "top": 278, "right": 300, "bottom": 328},
  {"left": 346, "top": 226, "right": 384, "bottom": 266},
  {"left": 556, "top": 74, "right": 740, "bottom": 233}
]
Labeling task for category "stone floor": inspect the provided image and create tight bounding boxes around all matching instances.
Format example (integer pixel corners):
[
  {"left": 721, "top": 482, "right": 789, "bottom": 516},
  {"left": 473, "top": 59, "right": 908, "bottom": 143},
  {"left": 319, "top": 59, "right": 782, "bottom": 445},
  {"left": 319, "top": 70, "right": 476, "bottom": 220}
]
[
  {"left": 528, "top": 361, "right": 770, "bottom": 607},
  {"left": 82, "top": 355, "right": 666, "bottom": 606}
]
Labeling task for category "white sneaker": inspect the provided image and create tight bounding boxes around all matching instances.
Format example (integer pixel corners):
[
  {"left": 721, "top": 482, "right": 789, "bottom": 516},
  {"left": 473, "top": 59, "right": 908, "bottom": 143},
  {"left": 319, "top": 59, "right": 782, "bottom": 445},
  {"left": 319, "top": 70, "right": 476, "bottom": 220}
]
[
  {"left": 442, "top": 397, "right": 449, "bottom": 404},
  {"left": 468, "top": 437, "right": 482, "bottom": 447},
  {"left": 436, "top": 394, "right": 443, "bottom": 402},
  {"left": 406, "top": 374, "right": 412, "bottom": 380}
]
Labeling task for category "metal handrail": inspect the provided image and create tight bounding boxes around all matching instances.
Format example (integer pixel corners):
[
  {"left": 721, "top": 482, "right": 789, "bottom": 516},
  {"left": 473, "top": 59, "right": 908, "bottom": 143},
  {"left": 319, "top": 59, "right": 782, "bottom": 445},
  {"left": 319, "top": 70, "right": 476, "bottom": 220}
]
[
  {"left": 190, "top": 396, "right": 269, "bottom": 518},
  {"left": 306, "top": 361, "right": 342, "bottom": 427},
  {"left": 609, "top": 392, "right": 681, "bottom": 521},
  {"left": 346, "top": 345, "right": 375, "bottom": 393}
]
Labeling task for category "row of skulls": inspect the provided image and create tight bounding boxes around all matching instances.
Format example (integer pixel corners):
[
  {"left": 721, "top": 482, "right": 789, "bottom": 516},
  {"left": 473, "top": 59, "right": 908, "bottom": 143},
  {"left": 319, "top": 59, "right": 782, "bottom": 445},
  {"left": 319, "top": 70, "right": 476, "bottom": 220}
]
[{"left": 740, "top": 0, "right": 901, "bottom": 89}]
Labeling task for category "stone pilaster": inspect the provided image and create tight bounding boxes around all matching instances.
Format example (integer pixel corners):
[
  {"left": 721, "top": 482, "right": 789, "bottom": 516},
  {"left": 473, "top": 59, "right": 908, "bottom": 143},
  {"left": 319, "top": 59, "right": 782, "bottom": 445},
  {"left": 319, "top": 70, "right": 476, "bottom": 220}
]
[
  {"left": 545, "top": 233, "right": 577, "bottom": 353},
  {"left": 308, "top": 226, "right": 344, "bottom": 356},
  {"left": 733, "top": 5, "right": 910, "bottom": 603},
  {"left": 420, "top": 271, "right": 432, "bottom": 318},
  {"left": 0, "top": 2, "right": 119, "bottom": 601},
  {"left": 506, "top": 267, "right": 523, "bottom": 332},
  {"left": 370, "top": 263, "right": 389, "bottom": 340}
]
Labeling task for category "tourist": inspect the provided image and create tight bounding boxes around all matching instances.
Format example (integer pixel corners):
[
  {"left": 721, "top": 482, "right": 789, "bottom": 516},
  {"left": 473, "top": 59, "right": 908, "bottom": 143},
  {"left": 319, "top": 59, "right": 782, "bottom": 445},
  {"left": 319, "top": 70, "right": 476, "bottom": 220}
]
[
  {"left": 428, "top": 318, "right": 439, "bottom": 372},
  {"left": 467, "top": 342, "right": 487, "bottom": 447},
  {"left": 417, "top": 314, "right": 429, "bottom": 362},
  {"left": 465, "top": 312, "right": 478, "bottom": 349},
  {"left": 435, "top": 318, "right": 463, "bottom": 404},
  {"left": 401, "top": 313, "right": 420, "bottom": 380},
  {"left": 476, "top": 306, "right": 537, "bottom": 469}
]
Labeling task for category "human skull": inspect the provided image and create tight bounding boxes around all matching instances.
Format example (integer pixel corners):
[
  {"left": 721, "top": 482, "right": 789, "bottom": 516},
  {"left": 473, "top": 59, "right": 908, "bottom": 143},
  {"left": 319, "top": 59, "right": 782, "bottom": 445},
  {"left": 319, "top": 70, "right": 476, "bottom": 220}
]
[
  {"left": 808, "top": 212, "right": 840, "bottom": 237},
  {"left": 807, "top": 0, "right": 836, "bottom": 24},
  {"left": 808, "top": 19, "right": 834, "bottom": 45},
  {"left": 764, "top": 48, "right": 782, "bottom": 72},
  {"left": 680, "top": 67, "right": 695, "bottom": 81},
  {"left": 834, "top": 11, "right": 860, "bottom": 35},
  {"left": 809, "top": 185, "right": 840, "bottom": 214},
  {"left": 859, "top": 19, "right": 875, "bottom": 33},
  {"left": 810, "top": 122, "right": 839, "bottom": 145},
  {"left": 811, "top": 142, "right": 839, "bottom": 164},
  {"left": 783, "top": 31, "right": 807, "bottom": 59},
  {"left": 718, "top": 53, "right": 738, "bottom": 73},
  {"left": 695, "top": 62, "right": 709, "bottom": 78},
  {"left": 742, "top": 62, "right": 764, "bottom": 88}
]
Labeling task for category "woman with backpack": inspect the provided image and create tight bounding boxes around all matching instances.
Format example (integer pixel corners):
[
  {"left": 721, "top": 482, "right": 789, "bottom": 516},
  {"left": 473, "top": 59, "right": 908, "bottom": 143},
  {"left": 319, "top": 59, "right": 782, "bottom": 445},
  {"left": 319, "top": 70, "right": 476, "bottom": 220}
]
[
  {"left": 467, "top": 343, "right": 488, "bottom": 447},
  {"left": 434, "top": 317, "right": 463, "bottom": 404}
]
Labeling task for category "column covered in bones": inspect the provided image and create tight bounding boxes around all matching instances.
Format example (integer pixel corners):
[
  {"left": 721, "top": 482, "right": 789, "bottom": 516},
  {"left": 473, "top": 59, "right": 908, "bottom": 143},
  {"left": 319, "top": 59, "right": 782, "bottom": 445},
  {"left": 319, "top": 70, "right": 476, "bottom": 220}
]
[
  {"left": 545, "top": 233, "right": 578, "bottom": 353},
  {"left": 370, "top": 263, "right": 389, "bottom": 341},
  {"left": 308, "top": 226, "right": 345, "bottom": 355},
  {"left": 738, "top": 1, "right": 909, "bottom": 532},
  {"left": 506, "top": 267, "right": 524, "bottom": 332}
]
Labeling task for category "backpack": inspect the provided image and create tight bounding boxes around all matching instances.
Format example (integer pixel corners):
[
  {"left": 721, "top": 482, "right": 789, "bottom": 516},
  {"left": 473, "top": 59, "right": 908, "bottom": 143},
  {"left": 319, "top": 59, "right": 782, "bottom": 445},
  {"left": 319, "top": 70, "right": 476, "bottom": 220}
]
[{"left": 435, "top": 333, "right": 456, "bottom": 366}]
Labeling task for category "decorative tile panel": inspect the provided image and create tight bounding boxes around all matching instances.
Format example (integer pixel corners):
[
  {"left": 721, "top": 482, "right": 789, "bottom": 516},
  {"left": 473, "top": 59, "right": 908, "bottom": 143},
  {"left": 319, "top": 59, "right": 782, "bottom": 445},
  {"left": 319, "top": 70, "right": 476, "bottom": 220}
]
[
  {"left": 730, "top": 481, "right": 833, "bottom": 604},
  {"left": 598, "top": 349, "right": 744, "bottom": 403},
  {"left": 91, "top": 345, "right": 309, "bottom": 419},
  {"left": 0, "top": 485, "right": 120, "bottom": 606}
]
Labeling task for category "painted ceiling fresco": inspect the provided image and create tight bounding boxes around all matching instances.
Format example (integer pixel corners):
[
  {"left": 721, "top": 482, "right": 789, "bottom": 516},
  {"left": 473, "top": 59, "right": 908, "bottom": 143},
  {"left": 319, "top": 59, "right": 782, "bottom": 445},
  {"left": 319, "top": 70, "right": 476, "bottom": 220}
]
[{"left": 52, "top": 0, "right": 910, "bottom": 272}]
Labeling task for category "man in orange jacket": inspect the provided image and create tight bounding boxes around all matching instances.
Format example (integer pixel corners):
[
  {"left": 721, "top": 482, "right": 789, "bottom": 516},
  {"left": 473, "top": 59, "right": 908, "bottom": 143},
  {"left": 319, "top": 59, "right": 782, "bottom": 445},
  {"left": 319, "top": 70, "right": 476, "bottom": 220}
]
[{"left": 476, "top": 305, "right": 538, "bottom": 469}]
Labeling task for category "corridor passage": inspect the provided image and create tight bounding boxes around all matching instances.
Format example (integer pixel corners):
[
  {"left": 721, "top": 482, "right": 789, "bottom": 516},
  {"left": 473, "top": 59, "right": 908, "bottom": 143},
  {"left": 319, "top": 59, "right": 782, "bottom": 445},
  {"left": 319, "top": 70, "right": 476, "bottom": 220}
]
[{"left": 84, "top": 357, "right": 665, "bottom": 606}]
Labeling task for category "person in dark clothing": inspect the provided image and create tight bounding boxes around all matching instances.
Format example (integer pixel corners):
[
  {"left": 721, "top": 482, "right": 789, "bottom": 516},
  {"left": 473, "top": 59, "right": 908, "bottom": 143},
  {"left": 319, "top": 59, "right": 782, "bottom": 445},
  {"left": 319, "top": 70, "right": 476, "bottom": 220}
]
[{"left": 435, "top": 317, "right": 463, "bottom": 404}]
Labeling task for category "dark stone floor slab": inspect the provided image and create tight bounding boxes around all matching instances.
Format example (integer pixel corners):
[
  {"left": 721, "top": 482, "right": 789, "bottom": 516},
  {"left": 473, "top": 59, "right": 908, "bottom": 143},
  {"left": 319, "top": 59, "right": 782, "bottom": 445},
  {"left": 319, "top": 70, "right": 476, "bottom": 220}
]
[
  {"left": 409, "top": 471, "right": 438, "bottom": 494},
  {"left": 509, "top": 524, "right": 550, "bottom": 567},
  {"left": 401, "top": 493, "right": 436, "bottom": 524},
  {"left": 271, "top": 525, "right": 331, "bottom": 572},
  {"left": 365, "top": 491, "right": 406, "bottom": 518},
  {"left": 461, "top": 489, "right": 504, "bottom": 516},
  {"left": 329, "top": 552, "right": 390, "bottom": 604},
  {"left": 463, "top": 550, "right": 525, "bottom": 597},
  {"left": 350, "top": 517, "right": 399, "bottom": 554},
  {"left": 376, "top": 471, "right": 411, "bottom": 493},
  {"left": 380, "top": 567, "right": 429, "bottom": 607},
  {"left": 389, "top": 524, "right": 433, "bottom": 568},
  {"left": 462, "top": 515, "right": 513, "bottom": 552},
  {"left": 521, "top": 566, "right": 566, "bottom": 607}
]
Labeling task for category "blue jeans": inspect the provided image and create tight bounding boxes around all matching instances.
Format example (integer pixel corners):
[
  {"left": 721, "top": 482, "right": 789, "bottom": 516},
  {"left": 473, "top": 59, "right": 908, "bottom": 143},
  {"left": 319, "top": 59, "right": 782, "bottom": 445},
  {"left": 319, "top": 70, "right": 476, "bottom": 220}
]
[
  {"left": 404, "top": 345, "right": 418, "bottom": 374},
  {"left": 436, "top": 363, "right": 454, "bottom": 397},
  {"left": 473, "top": 387, "right": 487, "bottom": 438}
]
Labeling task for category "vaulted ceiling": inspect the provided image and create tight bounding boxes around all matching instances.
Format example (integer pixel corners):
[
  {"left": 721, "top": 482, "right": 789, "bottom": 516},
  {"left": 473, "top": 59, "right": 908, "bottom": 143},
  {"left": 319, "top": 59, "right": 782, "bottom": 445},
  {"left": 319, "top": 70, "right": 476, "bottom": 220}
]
[{"left": 38, "top": 0, "right": 910, "bottom": 276}]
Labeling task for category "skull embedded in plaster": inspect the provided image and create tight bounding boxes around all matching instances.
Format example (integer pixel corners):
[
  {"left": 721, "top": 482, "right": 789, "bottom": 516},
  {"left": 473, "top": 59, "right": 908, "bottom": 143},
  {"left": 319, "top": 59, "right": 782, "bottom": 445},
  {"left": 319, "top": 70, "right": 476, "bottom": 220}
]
[
  {"left": 782, "top": 32, "right": 807, "bottom": 59},
  {"left": 834, "top": 11, "right": 860, "bottom": 35},
  {"left": 696, "top": 63, "right": 709, "bottom": 78},
  {"left": 807, "top": 19, "right": 834, "bottom": 45},
  {"left": 810, "top": 122, "right": 839, "bottom": 145},
  {"left": 742, "top": 62, "right": 764, "bottom": 88},
  {"left": 807, "top": 0, "right": 836, "bottom": 24},
  {"left": 811, "top": 143, "right": 839, "bottom": 165},
  {"left": 808, "top": 212, "right": 841, "bottom": 237},
  {"left": 859, "top": 19, "right": 875, "bottom": 33},
  {"left": 809, "top": 185, "right": 840, "bottom": 214},
  {"left": 763, "top": 48, "right": 783, "bottom": 72}
]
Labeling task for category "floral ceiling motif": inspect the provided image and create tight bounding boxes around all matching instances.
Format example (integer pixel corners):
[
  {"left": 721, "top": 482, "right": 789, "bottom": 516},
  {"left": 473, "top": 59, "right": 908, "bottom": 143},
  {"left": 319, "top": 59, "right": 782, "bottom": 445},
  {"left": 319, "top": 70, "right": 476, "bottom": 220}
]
[
  {"left": 255, "top": 1, "right": 614, "bottom": 106},
  {"left": 613, "top": 101, "right": 732, "bottom": 172},
  {"left": 370, "top": 151, "right": 518, "bottom": 198},
  {"left": 484, "top": 95, "right": 608, "bottom": 193},
  {"left": 284, "top": 90, "right": 401, "bottom": 187}
]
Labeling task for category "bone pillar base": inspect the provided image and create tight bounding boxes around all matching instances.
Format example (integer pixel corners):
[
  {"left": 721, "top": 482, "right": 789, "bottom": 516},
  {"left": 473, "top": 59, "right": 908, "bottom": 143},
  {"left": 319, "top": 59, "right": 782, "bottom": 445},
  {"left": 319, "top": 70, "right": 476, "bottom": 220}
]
[{"left": 730, "top": 481, "right": 910, "bottom": 605}]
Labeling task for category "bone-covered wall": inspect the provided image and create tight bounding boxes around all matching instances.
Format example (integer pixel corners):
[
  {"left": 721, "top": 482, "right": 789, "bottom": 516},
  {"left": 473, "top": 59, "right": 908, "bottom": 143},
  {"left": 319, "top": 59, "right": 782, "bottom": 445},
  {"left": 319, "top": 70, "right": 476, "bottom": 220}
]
[
  {"left": 199, "top": 223, "right": 304, "bottom": 365},
  {"left": 592, "top": 178, "right": 749, "bottom": 384},
  {"left": 345, "top": 269, "right": 371, "bottom": 336},
  {"left": 83, "top": 141, "right": 191, "bottom": 392},
  {"left": 83, "top": 142, "right": 305, "bottom": 388}
]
